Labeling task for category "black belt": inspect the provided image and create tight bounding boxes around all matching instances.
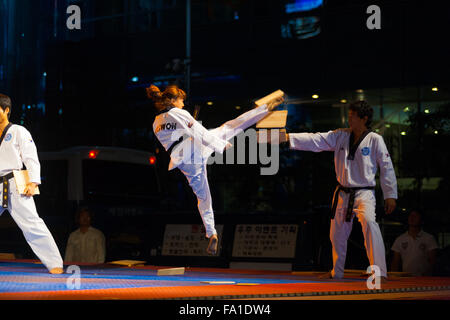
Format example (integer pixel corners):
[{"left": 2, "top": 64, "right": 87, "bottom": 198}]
[
  {"left": 167, "top": 136, "right": 184, "bottom": 155},
  {"left": 1, "top": 172, "right": 14, "bottom": 209},
  {"left": 331, "top": 184, "right": 375, "bottom": 221}
]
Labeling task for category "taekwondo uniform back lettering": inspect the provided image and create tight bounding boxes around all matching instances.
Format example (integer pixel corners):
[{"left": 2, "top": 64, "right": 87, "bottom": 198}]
[{"left": 153, "top": 107, "right": 229, "bottom": 171}]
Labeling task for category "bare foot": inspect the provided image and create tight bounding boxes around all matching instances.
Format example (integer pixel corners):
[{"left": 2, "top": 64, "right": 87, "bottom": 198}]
[
  {"left": 206, "top": 234, "right": 218, "bottom": 255},
  {"left": 267, "top": 97, "right": 285, "bottom": 111},
  {"left": 318, "top": 271, "right": 333, "bottom": 279},
  {"left": 49, "top": 267, "right": 63, "bottom": 274}
]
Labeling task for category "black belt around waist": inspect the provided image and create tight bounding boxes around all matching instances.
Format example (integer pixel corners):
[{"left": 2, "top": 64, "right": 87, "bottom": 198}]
[
  {"left": 167, "top": 136, "right": 184, "bottom": 155},
  {"left": 331, "top": 184, "right": 375, "bottom": 222},
  {"left": 1, "top": 172, "right": 14, "bottom": 209}
]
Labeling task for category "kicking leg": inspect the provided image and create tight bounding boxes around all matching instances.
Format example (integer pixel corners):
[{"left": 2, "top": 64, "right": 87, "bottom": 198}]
[
  {"left": 200, "top": 98, "right": 284, "bottom": 159},
  {"left": 210, "top": 99, "right": 283, "bottom": 141}
]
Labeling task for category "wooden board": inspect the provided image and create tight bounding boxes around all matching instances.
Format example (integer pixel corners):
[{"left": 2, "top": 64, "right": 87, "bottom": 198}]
[
  {"left": 108, "top": 260, "right": 146, "bottom": 267},
  {"left": 387, "top": 271, "right": 414, "bottom": 277},
  {"left": 0, "top": 253, "right": 15, "bottom": 260},
  {"left": 291, "top": 270, "right": 414, "bottom": 277},
  {"left": 13, "top": 170, "right": 40, "bottom": 195},
  {"left": 256, "top": 110, "right": 288, "bottom": 129},
  {"left": 291, "top": 271, "right": 324, "bottom": 276},
  {"left": 343, "top": 269, "right": 412, "bottom": 277},
  {"left": 200, "top": 281, "right": 236, "bottom": 284},
  {"left": 157, "top": 267, "right": 185, "bottom": 276},
  {"left": 254, "top": 90, "right": 285, "bottom": 107}
]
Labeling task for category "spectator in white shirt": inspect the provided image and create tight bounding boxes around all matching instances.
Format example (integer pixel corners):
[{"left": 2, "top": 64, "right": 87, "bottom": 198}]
[
  {"left": 391, "top": 209, "right": 438, "bottom": 276},
  {"left": 65, "top": 207, "right": 106, "bottom": 264}
]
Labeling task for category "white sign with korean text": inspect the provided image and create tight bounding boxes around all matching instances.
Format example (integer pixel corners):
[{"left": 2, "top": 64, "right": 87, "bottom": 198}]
[
  {"left": 232, "top": 224, "right": 298, "bottom": 258},
  {"left": 162, "top": 224, "right": 224, "bottom": 256}
]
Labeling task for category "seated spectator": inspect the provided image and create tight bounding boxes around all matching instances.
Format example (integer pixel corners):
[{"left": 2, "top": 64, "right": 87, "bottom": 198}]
[
  {"left": 390, "top": 208, "right": 438, "bottom": 276},
  {"left": 64, "top": 207, "right": 105, "bottom": 264}
]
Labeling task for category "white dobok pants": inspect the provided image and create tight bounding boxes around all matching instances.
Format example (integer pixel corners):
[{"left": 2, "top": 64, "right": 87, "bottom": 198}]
[
  {"left": 0, "top": 178, "right": 63, "bottom": 271},
  {"left": 330, "top": 189, "right": 387, "bottom": 278}
]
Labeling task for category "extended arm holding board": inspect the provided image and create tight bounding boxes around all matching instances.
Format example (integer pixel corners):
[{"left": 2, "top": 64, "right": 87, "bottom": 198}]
[{"left": 255, "top": 90, "right": 288, "bottom": 144}]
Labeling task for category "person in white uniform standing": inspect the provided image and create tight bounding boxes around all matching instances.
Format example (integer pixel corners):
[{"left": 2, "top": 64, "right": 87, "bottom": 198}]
[
  {"left": 0, "top": 94, "right": 64, "bottom": 274},
  {"left": 276, "top": 100, "right": 397, "bottom": 281},
  {"left": 147, "top": 85, "right": 284, "bottom": 255}
]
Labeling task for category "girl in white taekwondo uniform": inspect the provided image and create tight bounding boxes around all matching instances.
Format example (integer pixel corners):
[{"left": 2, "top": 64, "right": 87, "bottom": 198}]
[
  {"left": 148, "top": 85, "right": 284, "bottom": 255},
  {"left": 283, "top": 101, "right": 397, "bottom": 281},
  {"left": 0, "top": 94, "right": 63, "bottom": 274}
]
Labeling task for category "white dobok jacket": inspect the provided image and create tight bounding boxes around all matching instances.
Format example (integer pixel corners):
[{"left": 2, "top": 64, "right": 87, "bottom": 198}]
[
  {"left": 0, "top": 124, "right": 41, "bottom": 184},
  {"left": 289, "top": 128, "right": 397, "bottom": 200},
  {"left": 153, "top": 107, "right": 229, "bottom": 170}
]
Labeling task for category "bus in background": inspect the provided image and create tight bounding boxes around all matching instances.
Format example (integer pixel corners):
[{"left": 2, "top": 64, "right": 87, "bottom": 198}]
[{"left": 0, "top": 146, "right": 160, "bottom": 261}]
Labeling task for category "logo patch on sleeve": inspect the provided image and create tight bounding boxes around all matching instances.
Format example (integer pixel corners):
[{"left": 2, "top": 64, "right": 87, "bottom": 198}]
[
  {"left": 4, "top": 133, "right": 12, "bottom": 142},
  {"left": 361, "top": 147, "right": 370, "bottom": 156}
]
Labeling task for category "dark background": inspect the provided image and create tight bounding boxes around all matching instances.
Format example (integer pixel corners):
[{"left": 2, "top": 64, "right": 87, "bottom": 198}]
[{"left": 0, "top": 0, "right": 449, "bottom": 272}]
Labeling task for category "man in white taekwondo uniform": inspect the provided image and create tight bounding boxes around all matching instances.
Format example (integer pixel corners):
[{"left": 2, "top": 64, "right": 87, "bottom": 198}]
[
  {"left": 279, "top": 100, "right": 397, "bottom": 281},
  {"left": 153, "top": 94, "right": 284, "bottom": 254},
  {"left": 0, "top": 94, "right": 63, "bottom": 274}
]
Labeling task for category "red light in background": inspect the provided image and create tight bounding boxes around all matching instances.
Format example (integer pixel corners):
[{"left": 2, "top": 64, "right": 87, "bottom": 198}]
[
  {"left": 149, "top": 156, "right": 156, "bottom": 165},
  {"left": 88, "top": 150, "right": 99, "bottom": 159}
]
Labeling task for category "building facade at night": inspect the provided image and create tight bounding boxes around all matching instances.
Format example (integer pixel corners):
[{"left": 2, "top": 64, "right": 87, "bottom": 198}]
[{"left": 1, "top": 0, "right": 449, "bottom": 271}]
